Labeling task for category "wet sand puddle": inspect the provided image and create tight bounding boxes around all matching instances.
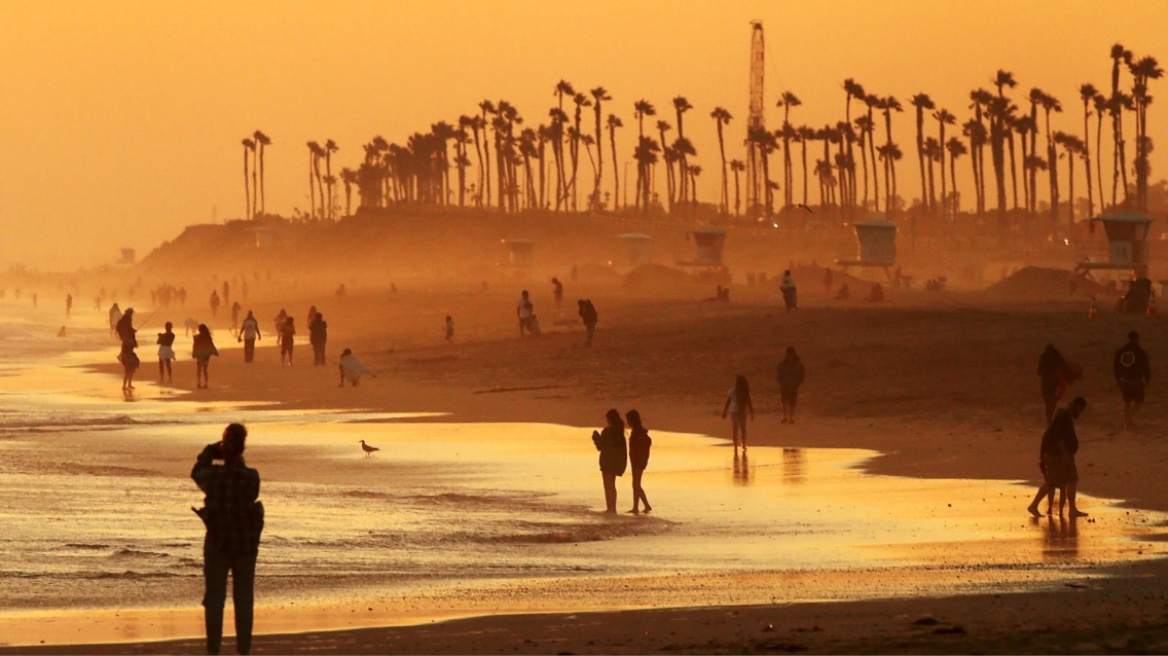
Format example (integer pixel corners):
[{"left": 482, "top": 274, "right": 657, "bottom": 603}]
[{"left": 0, "top": 337, "right": 1165, "bottom": 645}]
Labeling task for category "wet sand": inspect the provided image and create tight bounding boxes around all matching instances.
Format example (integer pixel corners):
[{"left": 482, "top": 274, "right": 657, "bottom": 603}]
[{"left": 5, "top": 282, "right": 1168, "bottom": 653}]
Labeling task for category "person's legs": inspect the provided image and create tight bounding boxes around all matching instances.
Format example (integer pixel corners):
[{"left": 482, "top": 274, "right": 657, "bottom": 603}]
[
  {"left": 586, "top": 324, "right": 594, "bottom": 347},
  {"left": 602, "top": 473, "right": 617, "bottom": 513},
  {"left": 244, "top": 339, "right": 254, "bottom": 363},
  {"left": 231, "top": 551, "right": 257, "bottom": 655},
  {"left": 203, "top": 543, "right": 229, "bottom": 655},
  {"left": 159, "top": 359, "right": 165, "bottom": 380},
  {"left": 738, "top": 411, "right": 748, "bottom": 449},
  {"left": 629, "top": 469, "right": 642, "bottom": 513},
  {"left": 634, "top": 468, "right": 651, "bottom": 512},
  {"left": 1027, "top": 484, "right": 1050, "bottom": 517},
  {"left": 731, "top": 414, "right": 741, "bottom": 449},
  {"left": 1066, "top": 482, "right": 1087, "bottom": 517},
  {"left": 165, "top": 359, "right": 172, "bottom": 382}
]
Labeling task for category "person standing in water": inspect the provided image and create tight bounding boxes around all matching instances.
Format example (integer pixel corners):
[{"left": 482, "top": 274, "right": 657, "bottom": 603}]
[
  {"left": 776, "top": 346, "right": 806, "bottom": 424},
  {"left": 1027, "top": 397, "right": 1089, "bottom": 518},
  {"left": 192, "top": 324, "right": 219, "bottom": 389},
  {"left": 238, "top": 310, "right": 261, "bottom": 363},
  {"left": 592, "top": 409, "right": 628, "bottom": 514},
  {"left": 157, "top": 321, "right": 176, "bottom": 383},
  {"left": 722, "top": 375, "right": 754, "bottom": 450},
  {"left": 1114, "top": 330, "right": 1150, "bottom": 429},
  {"left": 626, "top": 409, "right": 652, "bottom": 514},
  {"left": 191, "top": 423, "right": 262, "bottom": 656}
]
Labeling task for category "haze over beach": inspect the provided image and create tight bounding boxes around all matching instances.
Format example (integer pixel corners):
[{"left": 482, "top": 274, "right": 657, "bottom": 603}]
[{"left": 6, "top": 1, "right": 1168, "bottom": 655}]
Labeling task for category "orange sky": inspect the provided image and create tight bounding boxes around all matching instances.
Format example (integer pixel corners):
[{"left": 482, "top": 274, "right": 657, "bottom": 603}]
[{"left": 3, "top": 0, "right": 1166, "bottom": 268}]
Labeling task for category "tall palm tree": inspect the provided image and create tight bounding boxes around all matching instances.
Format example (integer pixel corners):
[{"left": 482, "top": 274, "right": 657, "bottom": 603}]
[
  {"left": 863, "top": 94, "right": 881, "bottom": 210},
  {"left": 689, "top": 165, "right": 702, "bottom": 206},
  {"left": 672, "top": 96, "right": 693, "bottom": 203},
  {"left": 340, "top": 168, "right": 357, "bottom": 217},
  {"left": 710, "top": 107, "right": 732, "bottom": 213},
  {"left": 933, "top": 109, "right": 956, "bottom": 219},
  {"left": 748, "top": 126, "right": 776, "bottom": 216},
  {"left": 962, "top": 119, "right": 987, "bottom": 216},
  {"left": 879, "top": 96, "right": 903, "bottom": 214},
  {"left": 607, "top": 114, "right": 622, "bottom": 211},
  {"left": 633, "top": 135, "right": 660, "bottom": 212},
  {"left": 324, "top": 139, "right": 339, "bottom": 218},
  {"left": 1109, "top": 44, "right": 1130, "bottom": 208},
  {"left": 778, "top": 91, "right": 802, "bottom": 207},
  {"left": 923, "top": 137, "right": 941, "bottom": 212},
  {"left": 1038, "top": 91, "right": 1063, "bottom": 223},
  {"left": 241, "top": 138, "right": 255, "bottom": 219},
  {"left": 570, "top": 92, "right": 591, "bottom": 211},
  {"left": 1092, "top": 92, "right": 1107, "bottom": 212},
  {"left": 1013, "top": 114, "right": 1036, "bottom": 213},
  {"left": 590, "top": 87, "right": 611, "bottom": 209},
  {"left": 910, "top": 93, "right": 935, "bottom": 213},
  {"left": 632, "top": 100, "right": 656, "bottom": 209},
  {"left": 730, "top": 159, "right": 745, "bottom": 216},
  {"left": 306, "top": 141, "right": 322, "bottom": 219},
  {"left": 1076, "top": 84, "right": 1099, "bottom": 217},
  {"left": 253, "top": 131, "right": 270, "bottom": 217},
  {"left": 656, "top": 120, "right": 674, "bottom": 211},
  {"left": 842, "top": 80, "right": 865, "bottom": 209},
  {"left": 946, "top": 137, "right": 967, "bottom": 215},
  {"left": 1129, "top": 54, "right": 1163, "bottom": 211},
  {"left": 1054, "top": 132, "right": 1086, "bottom": 223},
  {"left": 797, "top": 125, "right": 815, "bottom": 206},
  {"left": 991, "top": 71, "right": 1017, "bottom": 216},
  {"left": 479, "top": 100, "right": 497, "bottom": 207}
]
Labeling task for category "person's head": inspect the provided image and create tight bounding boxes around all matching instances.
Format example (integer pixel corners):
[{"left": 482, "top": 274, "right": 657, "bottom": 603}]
[
  {"left": 785, "top": 346, "right": 797, "bottom": 359},
  {"left": 164, "top": 321, "right": 173, "bottom": 331},
  {"left": 221, "top": 423, "right": 247, "bottom": 461},
  {"left": 1069, "top": 396, "right": 1087, "bottom": 418},
  {"left": 246, "top": 310, "right": 254, "bottom": 318},
  {"left": 625, "top": 409, "right": 642, "bottom": 428},
  {"left": 784, "top": 269, "right": 791, "bottom": 276},
  {"left": 287, "top": 317, "right": 294, "bottom": 324},
  {"left": 125, "top": 308, "right": 134, "bottom": 315},
  {"left": 198, "top": 324, "right": 210, "bottom": 337},
  {"left": 446, "top": 315, "right": 452, "bottom": 322},
  {"left": 341, "top": 348, "right": 352, "bottom": 357},
  {"left": 606, "top": 408, "right": 624, "bottom": 430},
  {"left": 522, "top": 290, "right": 529, "bottom": 298},
  {"left": 1129, "top": 330, "right": 1140, "bottom": 343},
  {"left": 552, "top": 277, "right": 559, "bottom": 284},
  {"left": 316, "top": 313, "right": 323, "bottom": 320}
]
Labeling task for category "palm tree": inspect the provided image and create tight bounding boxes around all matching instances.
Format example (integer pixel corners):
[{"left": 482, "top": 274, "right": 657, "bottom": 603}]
[
  {"left": 748, "top": 126, "right": 776, "bottom": 216},
  {"left": 879, "top": 96, "right": 903, "bottom": 214},
  {"left": 689, "top": 165, "right": 702, "bottom": 206},
  {"left": 569, "top": 92, "right": 591, "bottom": 211},
  {"left": 991, "top": 71, "right": 1017, "bottom": 217},
  {"left": 842, "top": 80, "right": 865, "bottom": 209},
  {"left": 797, "top": 125, "right": 815, "bottom": 206},
  {"left": 923, "top": 137, "right": 941, "bottom": 213},
  {"left": 632, "top": 100, "right": 656, "bottom": 209},
  {"left": 1013, "top": 114, "right": 1036, "bottom": 213},
  {"left": 778, "top": 91, "right": 803, "bottom": 207},
  {"left": 962, "top": 119, "right": 987, "bottom": 216},
  {"left": 910, "top": 93, "right": 935, "bottom": 213},
  {"left": 306, "top": 141, "right": 322, "bottom": 219},
  {"left": 340, "top": 168, "right": 357, "bottom": 217},
  {"left": 730, "top": 159, "right": 745, "bottom": 216},
  {"left": 1129, "top": 54, "right": 1164, "bottom": 211},
  {"left": 253, "top": 131, "right": 271, "bottom": 217},
  {"left": 1109, "top": 44, "right": 1130, "bottom": 208},
  {"left": 1078, "top": 83, "right": 1099, "bottom": 217},
  {"left": 1093, "top": 92, "right": 1107, "bottom": 211},
  {"left": 241, "top": 138, "right": 255, "bottom": 219},
  {"left": 1054, "top": 132, "right": 1086, "bottom": 223},
  {"left": 1038, "top": 91, "right": 1063, "bottom": 223},
  {"left": 324, "top": 139, "right": 339, "bottom": 218},
  {"left": 607, "top": 114, "right": 622, "bottom": 211},
  {"left": 672, "top": 96, "right": 694, "bottom": 203},
  {"left": 590, "top": 87, "right": 611, "bottom": 209},
  {"left": 633, "top": 135, "right": 660, "bottom": 212},
  {"left": 933, "top": 109, "right": 956, "bottom": 219},
  {"left": 656, "top": 120, "right": 674, "bottom": 211},
  {"left": 946, "top": 137, "right": 967, "bottom": 215},
  {"left": 863, "top": 94, "right": 881, "bottom": 210},
  {"left": 710, "top": 107, "right": 732, "bottom": 213}
]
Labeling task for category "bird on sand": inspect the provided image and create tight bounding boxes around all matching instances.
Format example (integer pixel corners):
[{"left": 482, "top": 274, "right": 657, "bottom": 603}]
[{"left": 359, "top": 439, "right": 380, "bottom": 457}]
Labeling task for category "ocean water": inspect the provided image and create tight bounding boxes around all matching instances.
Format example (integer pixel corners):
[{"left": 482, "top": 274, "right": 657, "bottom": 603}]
[{"left": 0, "top": 305, "right": 1165, "bottom": 646}]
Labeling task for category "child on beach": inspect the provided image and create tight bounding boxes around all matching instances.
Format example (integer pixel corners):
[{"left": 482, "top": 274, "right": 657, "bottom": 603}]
[
  {"left": 338, "top": 348, "right": 370, "bottom": 387},
  {"left": 626, "top": 409, "right": 652, "bottom": 514},
  {"left": 157, "top": 321, "right": 176, "bottom": 383},
  {"left": 445, "top": 316, "right": 454, "bottom": 345},
  {"left": 722, "top": 375, "right": 754, "bottom": 450},
  {"left": 192, "top": 324, "right": 219, "bottom": 389}
]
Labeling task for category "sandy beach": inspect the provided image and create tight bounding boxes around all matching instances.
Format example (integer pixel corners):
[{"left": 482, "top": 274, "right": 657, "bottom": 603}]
[{"left": 3, "top": 274, "right": 1168, "bottom": 654}]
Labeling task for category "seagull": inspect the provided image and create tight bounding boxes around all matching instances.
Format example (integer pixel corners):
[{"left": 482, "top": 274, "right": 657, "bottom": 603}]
[
  {"left": 796, "top": 204, "right": 814, "bottom": 213},
  {"left": 359, "top": 439, "right": 380, "bottom": 457}
]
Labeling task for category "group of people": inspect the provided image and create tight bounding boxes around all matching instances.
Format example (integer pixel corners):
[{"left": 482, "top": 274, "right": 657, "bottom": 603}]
[
  {"left": 1029, "top": 330, "right": 1152, "bottom": 518},
  {"left": 515, "top": 281, "right": 599, "bottom": 347},
  {"left": 592, "top": 409, "right": 652, "bottom": 514}
]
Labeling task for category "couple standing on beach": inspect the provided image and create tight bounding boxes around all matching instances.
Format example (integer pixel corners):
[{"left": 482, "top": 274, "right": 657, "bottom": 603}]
[{"left": 592, "top": 409, "right": 652, "bottom": 514}]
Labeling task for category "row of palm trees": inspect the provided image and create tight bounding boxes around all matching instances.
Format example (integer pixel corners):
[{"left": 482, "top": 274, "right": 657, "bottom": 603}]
[
  {"left": 240, "top": 131, "right": 270, "bottom": 219},
  {"left": 245, "top": 45, "right": 1160, "bottom": 228}
]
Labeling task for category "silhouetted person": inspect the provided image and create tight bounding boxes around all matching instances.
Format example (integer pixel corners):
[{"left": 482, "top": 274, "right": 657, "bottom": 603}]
[
  {"left": 192, "top": 423, "right": 262, "bottom": 656},
  {"left": 517, "top": 290, "right": 534, "bottom": 337},
  {"left": 776, "top": 347, "right": 805, "bottom": 424},
  {"left": 552, "top": 277, "right": 563, "bottom": 310},
  {"left": 305, "top": 305, "right": 317, "bottom": 330},
  {"left": 579, "top": 299, "right": 598, "bottom": 347},
  {"left": 1028, "top": 397, "right": 1088, "bottom": 518},
  {"left": 65, "top": 294, "right": 72, "bottom": 318},
  {"left": 592, "top": 409, "right": 628, "bottom": 513},
  {"left": 822, "top": 268, "right": 834, "bottom": 292},
  {"left": 238, "top": 311, "right": 260, "bottom": 363},
  {"left": 869, "top": 283, "right": 884, "bottom": 303},
  {"left": 309, "top": 313, "right": 327, "bottom": 365},
  {"left": 119, "top": 326, "right": 139, "bottom": 392},
  {"left": 278, "top": 317, "right": 295, "bottom": 365},
  {"left": 209, "top": 291, "right": 221, "bottom": 318},
  {"left": 222, "top": 281, "right": 230, "bottom": 307},
  {"left": 338, "top": 348, "right": 369, "bottom": 386},
  {"left": 115, "top": 307, "right": 135, "bottom": 344},
  {"left": 1114, "top": 330, "right": 1150, "bottom": 428},
  {"left": 445, "top": 315, "right": 454, "bottom": 345},
  {"left": 722, "top": 375, "right": 754, "bottom": 450},
  {"left": 835, "top": 283, "right": 850, "bottom": 301},
  {"left": 157, "top": 321, "right": 176, "bottom": 383},
  {"left": 626, "top": 409, "right": 652, "bottom": 514},
  {"left": 108, "top": 303, "right": 122, "bottom": 339},
  {"left": 1038, "top": 344, "right": 1067, "bottom": 424},
  {"left": 178, "top": 287, "right": 187, "bottom": 306},
  {"left": 273, "top": 309, "right": 287, "bottom": 337},
  {"left": 1121, "top": 277, "right": 1152, "bottom": 314},
  {"left": 780, "top": 270, "right": 797, "bottom": 313},
  {"left": 193, "top": 324, "right": 219, "bottom": 389},
  {"left": 230, "top": 302, "right": 242, "bottom": 333}
]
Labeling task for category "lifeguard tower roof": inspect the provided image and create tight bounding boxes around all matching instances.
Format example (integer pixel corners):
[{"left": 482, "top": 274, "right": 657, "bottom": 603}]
[
  {"left": 678, "top": 228, "right": 727, "bottom": 267},
  {"left": 837, "top": 220, "right": 897, "bottom": 268}
]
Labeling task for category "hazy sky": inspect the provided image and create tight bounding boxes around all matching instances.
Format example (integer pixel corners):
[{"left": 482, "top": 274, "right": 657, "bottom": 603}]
[{"left": 3, "top": 0, "right": 1166, "bottom": 268}]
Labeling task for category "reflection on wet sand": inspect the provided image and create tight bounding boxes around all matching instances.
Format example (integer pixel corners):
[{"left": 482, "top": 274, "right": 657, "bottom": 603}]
[
  {"left": 782, "top": 447, "right": 806, "bottom": 484},
  {"left": 732, "top": 450, "right": 751, "bottom": 485},
  {"left": 1040, "top": 515, "right": 1081, "bottom": 560}
]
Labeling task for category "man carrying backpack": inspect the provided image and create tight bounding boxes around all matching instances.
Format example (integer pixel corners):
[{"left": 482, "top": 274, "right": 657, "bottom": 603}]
[{"left": 579, "top": 299, "right": 598, "bottom": 347}]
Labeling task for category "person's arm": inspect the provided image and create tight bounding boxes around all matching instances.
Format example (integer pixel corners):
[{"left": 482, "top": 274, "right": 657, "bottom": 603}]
[
  {"left": 721, "top": 395, "right": 731, "bottom": 419},
  {"left": 191, "top": 443, "right": 221, "bottom": 492}
]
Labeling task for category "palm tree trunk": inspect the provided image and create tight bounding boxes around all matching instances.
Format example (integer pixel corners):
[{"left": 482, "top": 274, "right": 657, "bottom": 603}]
[
  {"left": 950, "top": 152, "right": 959, "bottom": 214},
  {"left": 915, "top": 109, "right": 927, "bottom": 213},
  {"left": 243, "top": 147, "right": 251, "bottom": 220},
  {"left": 801, "top": 139, "right": 810, "bottom": 205},
  {"left": 733, "top": 167, "right": 741, "bottom": 216},
  {"left": 1067, "top": 149, "right": 1075, "bottom": 224},
  {"left": 258, "top": 145, "right": 266, "bottom": 216},
  {"left": 1083, "top": 107, "right": 1094, "bottom": 217},
  {"left": 717, "top": 125, "right": 728, "bottom": 213},
  {"left": 308, "top": 151, "right": 316, "bottom": 220},
  {"left": 610, "top": 127, "right": 619, "bottom": 212},
  {"left": 1007, "top": 132, "right": 1018, "bottom": 210},
  {"left": 1096, "top": 111, "right": 1105, "bottom": 213}
]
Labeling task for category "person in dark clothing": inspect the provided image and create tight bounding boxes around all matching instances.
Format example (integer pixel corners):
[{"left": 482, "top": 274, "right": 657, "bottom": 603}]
[
  {"left": 115, "top": 307, "right": 135, "bottom": 344},
  {"left": 157, "top": 321, "right": 176, "bottom": 382},
  {"left": 192, "top": 423, "right": 262, "bottom": 656},
  {"left": 1114, "top": 330, "right": 1151, "bottom": 428},
  {"left": 309, "top": 313, "right": 328, "bottom": 366},
  {"left": 776, "top": 346, "right": 806, "bottom": 424},
  {"left": 552, "top": 277, "right": 564, "bottom": 311},
  {"left": 722, "top": 375, "right": 754, "bottom": 450},
  {"left": 1038, "top": 344, "right": 1067, "bottom": 424},
  {"left": 591, "top": 409, "right": 628, "bottom": 513},
  {"left": 278, "top": 317, "right": 295, "bottom": 366},
  {"left": 1027, "top": 397, "right": 1087, "bottom": 518},
  {"left": 626, "top": 409, "right": 652, "bottom": 514},
  {"left": 119, "top": 327, "right": 139, "bottom": 392},
  {"left": 578, "top": 299, "right": 598, "bottom": 347}
]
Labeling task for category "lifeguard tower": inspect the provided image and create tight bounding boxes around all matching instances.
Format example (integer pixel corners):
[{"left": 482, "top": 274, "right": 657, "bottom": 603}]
[
  {"left": 502, "top": 238, "right": 535, "bottom": 268},
  {"left": 615, "top": 233, "right": 653, "bottom": 266},
  {"left": 677, "top": 228, "right": 729, "bottom": 282},
  {"left": 1074, "top": 214, "right": 1152, "bottom": 274},
  {"left": 836, "top": 220, "right": 897, "bottom": 278}
]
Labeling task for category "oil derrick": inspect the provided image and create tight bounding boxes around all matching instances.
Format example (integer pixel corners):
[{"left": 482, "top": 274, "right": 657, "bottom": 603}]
[{"left": 745, "top": 21, "right": 765, "bottom": 219}]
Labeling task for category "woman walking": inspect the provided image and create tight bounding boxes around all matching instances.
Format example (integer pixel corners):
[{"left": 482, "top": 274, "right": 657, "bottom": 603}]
[
  {"left": 157, "top": 321, "right": 176, "bottom": 383},
  {"left": 626, "top": 409, "right": 652, "bottom": 514},
  {"left": 722, "top": 375, "right": 754, "bottom": 450},
  {"left": 591, "top": 409, "right": 628, "bottom": 513},
  {"left": 192, "top": 324, "right": 219, "bottom": 389},
  {"left": 119, "top": 326, "right": 139, "bottom": 391}
]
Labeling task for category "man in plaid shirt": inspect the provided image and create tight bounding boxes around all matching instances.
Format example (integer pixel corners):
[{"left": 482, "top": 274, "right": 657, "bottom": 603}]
[{"left": 192, "top": 423, "right": 262, "bottom": 655}]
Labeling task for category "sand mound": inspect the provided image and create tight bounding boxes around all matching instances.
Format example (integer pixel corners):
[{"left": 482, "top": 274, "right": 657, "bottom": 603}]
[
  {"left": 625, "top": 263, "right": 694, "bottom": 287},
  {"left": 985, "top": 267, "right": 1111, "bottom": 299},
  {"left": 573, "top": 263, "right": 624, "bottom": 286}
]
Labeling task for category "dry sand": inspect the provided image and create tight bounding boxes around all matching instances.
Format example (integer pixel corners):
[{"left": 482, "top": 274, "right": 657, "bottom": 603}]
[{"left": 8, "top": 279, "right": 1168, "bottom": 654}]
